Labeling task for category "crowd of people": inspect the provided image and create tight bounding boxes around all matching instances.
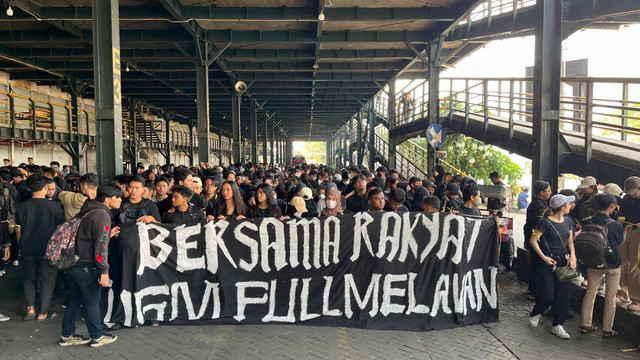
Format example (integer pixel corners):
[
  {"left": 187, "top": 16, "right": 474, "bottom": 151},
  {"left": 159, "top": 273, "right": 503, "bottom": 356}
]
[
  {"left": 524, "top": 175, "right": 640, "bottom": 340},
  {"left": 0, "top": 158, "right": 638, "bottom": 347}
]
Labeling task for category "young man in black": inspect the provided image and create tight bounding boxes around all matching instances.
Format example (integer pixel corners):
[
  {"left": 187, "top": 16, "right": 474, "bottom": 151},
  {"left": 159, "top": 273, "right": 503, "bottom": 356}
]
[
  {"left": 163, "top": 185, "right": 205, "bottom": 224},
  {"left": 457, "top": 184, "right": 482, "bottom": 216},
  {"left": 384, "top": 188, "right": 409, "bottom": 213},
  {"left": 523, "top": 180, "right": 552, "bottom": 298},
  {"left": 59, "top": 184, "right": 122, "bottom": 348},
  {"left": 15, "top": 174, "right": 64, "bottom": 320},
  {"left": 345, "top": 174, "right": 369, "bottom": 213},
  {"left": 115, "top": 175, "right": 161, "bottom": 226}
]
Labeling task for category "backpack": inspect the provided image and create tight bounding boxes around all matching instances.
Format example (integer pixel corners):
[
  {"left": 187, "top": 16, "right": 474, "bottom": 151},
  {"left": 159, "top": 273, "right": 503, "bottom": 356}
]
[
  {"left": 574, "top": 217, "right": 615, "bottom": 269},
  {"left": 44, "top": 209, "right": 101, "bottom": 270},
  {"left": 117, "top": 199, "right": 150, "bottom": 224}
]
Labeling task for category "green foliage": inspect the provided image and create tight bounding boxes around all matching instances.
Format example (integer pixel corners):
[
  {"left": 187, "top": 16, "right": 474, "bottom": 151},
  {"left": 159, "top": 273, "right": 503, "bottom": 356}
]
[
  {"left": 597, "top": 103, "right": 640, "bottom": 143},
  {"left": 296, "top": 142, "right": 326, "bottom": 163},
  {"left": 412, "top": 135, "right": 524, "bottom": 189}
]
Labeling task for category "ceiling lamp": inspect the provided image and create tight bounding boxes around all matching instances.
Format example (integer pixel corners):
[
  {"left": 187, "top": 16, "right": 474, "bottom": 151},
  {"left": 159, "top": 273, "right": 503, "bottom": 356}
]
[{"left": 6, "top": 6, "right": 13, "bottom": 16}]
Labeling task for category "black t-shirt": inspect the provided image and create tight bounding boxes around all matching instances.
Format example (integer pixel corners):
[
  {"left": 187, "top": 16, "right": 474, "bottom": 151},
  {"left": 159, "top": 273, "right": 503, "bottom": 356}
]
[
  {"left": 115, "top": 198, "right": 161, "bottom": 225},
  {"left": 190, "top": 193, "right": 207, "bottom": 211},
  {"left": 524, "top": 197, "right": 548, "bottom": 248},
  {"left": 253, "top": 205, "right": 282, "bottom": 218},
  {"left": 346, "top": 193, "right": 369, "bottom": 213},
  {"left": 163, "top": 205, "right": 205, "bottom": 225},
  {"left": 457, "top": 205, "right": 481, "bottom": 216},
  {"left": 383, "top": 204, "right": 409, "bottom": 212},
  {"left": 16, "top": 181, "right": 30, "bottom": 203},
  {"left": 156, "top": 197, "right": 173, "bottom": 218},
  {"left": 15, "top": 198, "right": 64, "bottom": 257},
  {"left": 536, "top": 217, "right": 572, "bottom": 266},
  {"left": 619, "top": 195, "right": 640, "bottom": 224}
]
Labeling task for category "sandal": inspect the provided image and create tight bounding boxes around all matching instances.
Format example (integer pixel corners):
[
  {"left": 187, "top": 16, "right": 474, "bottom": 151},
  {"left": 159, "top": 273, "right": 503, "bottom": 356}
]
[
  {"left": 627, "top": 304, "right": 640, "bottom": 311},
  {"left": 23, "top": 312, "right": 36, "bottom": 321},
  {"left": 602, "top": 330, "right": 619, "bottom": 338},
  {"left": 35, "top": 312, "right": 58, "bottom": 321},
  {"left": 580, "top": 325, "right": 598, "bottom": 334}
]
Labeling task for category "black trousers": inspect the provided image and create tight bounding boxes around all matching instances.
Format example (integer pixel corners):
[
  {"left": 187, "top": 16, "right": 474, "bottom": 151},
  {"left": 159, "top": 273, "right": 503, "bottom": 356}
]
[
  {"left": 22, "top": 256, "right": 58, "bottom": 315},
  {"left": 528, "top": 251, "right": 541, "bottom": 295},
  {"left": 530, "top": 263, "right": 571, "bottom": 326}
]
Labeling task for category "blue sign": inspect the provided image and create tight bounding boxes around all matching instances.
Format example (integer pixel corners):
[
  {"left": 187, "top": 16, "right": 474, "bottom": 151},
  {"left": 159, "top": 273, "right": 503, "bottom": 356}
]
[{"left": 426, "top": 124, "right": 447, "bottom": 148}]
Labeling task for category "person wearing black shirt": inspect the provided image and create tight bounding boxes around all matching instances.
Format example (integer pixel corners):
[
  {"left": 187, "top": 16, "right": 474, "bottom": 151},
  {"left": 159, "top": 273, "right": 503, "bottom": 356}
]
[
  {"left": 163, "top": 185, "right": 205, "bottom": 224},
  {"left": 59, "top": 184, "right": 121, "bottom": 347},
  {"left": 383, "top": 188, "right": 409, "bottom": 212},
  {"left": 523, "top": 180, "right": 552, "bottom": 297},
  {"left": 11, "top": 168, "right": 30, "bottom": 203},
  {"left": 345, "top": 174, "right": 369, "bottom": 212},
  {"left": 367, "top": 188, "right": 385, "bottom": 212},
  {"left": 15, "top": 175, "right": 64, "bottom": 321},
  {"left": 441, "top": 182, "right": 463, "bottom": 212},
  {"left": 618, "top": 176, "right": 640, "bottom": 311},
  {"left": 216, "top": 181, "right": 249, "bottom": 220},
  {"left": 457, "top": 184, "right": 482, "bottom": 216},
  {"left": 114, "top": 175, "right": 161, "bottom": 226},
  {"left": 529, "top": 194, "right": 577, "bottom": 339},
  {"left": 580, "top": 193, "right": 625, "bottom": 338},
  {"left": 252, "top": 184, "right": 283, "bottom": 219}
]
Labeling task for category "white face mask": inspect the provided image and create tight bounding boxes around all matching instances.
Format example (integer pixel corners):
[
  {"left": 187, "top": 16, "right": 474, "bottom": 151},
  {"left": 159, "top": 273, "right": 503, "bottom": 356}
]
[
  {"left": 326, "top": 200, "right": 337, "bottom": 209},
  {"left": 319, "top": 194, "right": 325, "bottom": 200},
  {"left": 475, "top": 197, "right": 482, "bottom": 206}
]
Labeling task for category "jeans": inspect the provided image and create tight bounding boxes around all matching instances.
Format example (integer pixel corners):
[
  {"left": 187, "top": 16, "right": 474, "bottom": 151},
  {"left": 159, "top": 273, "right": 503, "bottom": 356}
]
[{"left": 61, "top": 262, "right": 104, "bottom": 339}]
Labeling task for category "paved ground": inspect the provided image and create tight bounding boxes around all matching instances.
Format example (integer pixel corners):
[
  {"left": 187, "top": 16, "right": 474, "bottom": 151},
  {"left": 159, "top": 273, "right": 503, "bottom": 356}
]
[{"left": 1, "top": 257, "right": 639, "bottom": 360}]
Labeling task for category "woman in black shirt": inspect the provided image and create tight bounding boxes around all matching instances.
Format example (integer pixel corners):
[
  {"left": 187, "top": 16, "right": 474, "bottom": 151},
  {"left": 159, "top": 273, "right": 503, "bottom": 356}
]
[
  {"left": 216, "top": 181, "right": 248, "bottom": 220},
  {"left": 252, "top": 184, "right": 283, "bottom": 219},
  {"left": 528, "top": 194, "right": 577, "bottom": 339}
]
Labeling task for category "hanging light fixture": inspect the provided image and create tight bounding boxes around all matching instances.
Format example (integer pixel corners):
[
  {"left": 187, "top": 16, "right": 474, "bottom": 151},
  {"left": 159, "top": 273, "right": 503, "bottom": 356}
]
[{"left": 6, "top": 5, "right": 13, "bottom": 16}]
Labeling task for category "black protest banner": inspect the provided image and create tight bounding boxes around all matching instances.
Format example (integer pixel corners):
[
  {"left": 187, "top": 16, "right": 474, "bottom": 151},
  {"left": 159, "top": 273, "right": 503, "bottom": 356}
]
[{"left": 103, "top": 212, "right": 499, "bottom": 331}]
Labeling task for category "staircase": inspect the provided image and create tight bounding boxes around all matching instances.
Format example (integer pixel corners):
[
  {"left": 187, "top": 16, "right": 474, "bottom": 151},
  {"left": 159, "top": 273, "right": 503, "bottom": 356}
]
[{"left": 135, "top": 106, "right": 163, "bottom": 148}]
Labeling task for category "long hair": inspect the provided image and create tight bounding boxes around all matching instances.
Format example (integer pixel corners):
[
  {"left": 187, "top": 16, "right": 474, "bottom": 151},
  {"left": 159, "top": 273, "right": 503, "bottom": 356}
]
[
  {"left": 256, "top": 183, "right": 277, "bottom": 210},
  {"left": 217, "top": 180, "right": 247, "bottom": 217}
]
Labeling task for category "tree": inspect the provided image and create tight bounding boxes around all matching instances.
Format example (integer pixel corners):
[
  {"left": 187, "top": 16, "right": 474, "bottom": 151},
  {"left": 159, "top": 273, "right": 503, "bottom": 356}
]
[{"left": 412, "top": 135, "right": 524, "bottom": 189}]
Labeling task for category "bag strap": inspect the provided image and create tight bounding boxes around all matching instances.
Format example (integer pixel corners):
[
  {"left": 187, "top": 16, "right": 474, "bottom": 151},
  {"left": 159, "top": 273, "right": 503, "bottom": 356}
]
[{"left": 542, "top": 218, "right": 569, "bottom": 257}]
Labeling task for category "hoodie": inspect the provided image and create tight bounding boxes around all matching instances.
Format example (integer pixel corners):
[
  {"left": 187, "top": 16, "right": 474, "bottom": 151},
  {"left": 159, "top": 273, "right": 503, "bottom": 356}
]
[{"left": 75, "top": 200, "right": 112, "bottom": 274}]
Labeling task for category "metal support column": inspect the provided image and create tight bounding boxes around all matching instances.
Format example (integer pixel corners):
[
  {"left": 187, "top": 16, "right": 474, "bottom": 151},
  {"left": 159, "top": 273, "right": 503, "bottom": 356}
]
[
  {"left": 387, "top": 80, "right": 396, "bottom": 170},
  {"left": 532, "top": 0, "right": 561, "bottom": 192},
  {"left": 165, "top": 114, "right": 171, "bottom": 165},
  {"left": 356, "top": 111, "right": 363, "bottom": 167},
  {"left": 338, "top": 129, "right": 343, "bottom": 166},
  {"left": 67, "top": 79, "right": 85, "bottom": 170},
  {"left": 231, "top": 93, "right": 241, "bottom": 164},
  {"left": 250, "top": 100, "right": 258, "bottom": 164},
  {"left": 427, "top": 37, "right": 443, "bottom": 174},
  {"left": 368, "top": 102, "right": 375, "bottom": 170},
  {"left": 262, "top": 111, "right": 268, "bottom": 164},
  {"left": 270, "top": 120, "right": 275, "bottom": 165},
  {"left": 196, "top": 40, "right": 210, "bottom": 165},
  {"left": 92, "top": 0, "right": 123, "bottom": 182},
  {"left": 188, "top": 118, "right": 194, "bottom": 165}
]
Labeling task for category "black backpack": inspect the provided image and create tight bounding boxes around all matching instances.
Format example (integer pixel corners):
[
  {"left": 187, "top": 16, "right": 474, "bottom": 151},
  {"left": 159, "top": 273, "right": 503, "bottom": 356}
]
[{"left": 574, "top": 217, "right": 614, "bottom": 269}]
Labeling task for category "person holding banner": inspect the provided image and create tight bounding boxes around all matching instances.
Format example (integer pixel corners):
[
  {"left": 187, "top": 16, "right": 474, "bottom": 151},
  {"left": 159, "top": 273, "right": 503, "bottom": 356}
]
[
  {"left": 162, "top": 185, "right": 205, "bottom": 224},
  {"left": 215, "top": 181, "right": 248, "bottom": 220},
  {"left": 529, "top": 194, "right": 577, "bottom": 339},
  {"left": 251, "top": 184, "right": 283, "bottom": 219}
]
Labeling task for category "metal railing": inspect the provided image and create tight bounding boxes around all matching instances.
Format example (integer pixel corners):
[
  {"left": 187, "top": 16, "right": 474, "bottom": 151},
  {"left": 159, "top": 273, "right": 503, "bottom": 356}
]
[
  {"left": 387, "top": 76, "right": 640, "bottom": 154},
  {"left": 0, "top": 90, "right": 234, "bottom": 156},
  {"left": 460, "top": 0, "right": 536, "bottom": 26}
]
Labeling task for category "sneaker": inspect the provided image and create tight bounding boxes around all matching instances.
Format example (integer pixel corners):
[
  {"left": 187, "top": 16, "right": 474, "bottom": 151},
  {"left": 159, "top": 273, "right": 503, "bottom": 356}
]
[
  {"left": 530, "top": 314, "right": 542, "bottom": 327},
  {"left": 11, "top": 260, "right": 18, "bottom": 267},
  {"left": 150, "top": 320, "right": 159, "bottom": 327},
  {"left": 59, "top": 334, "right": 91, "bottom": 347},
  {"left": 551, "top": 325, "right": 571, "bottom": 339},
  {"left": 0, "top": 313, "right": 9, "bottom": 322},
  {"left": 0, "top": 270, "right": 5, "bottom": 276},
  {"left": 90, "top": 334, "right": 117, "bottom": 348}
]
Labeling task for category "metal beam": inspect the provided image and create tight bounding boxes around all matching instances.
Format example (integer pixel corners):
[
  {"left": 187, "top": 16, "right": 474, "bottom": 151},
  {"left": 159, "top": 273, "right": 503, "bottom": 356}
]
[
  {"left": 196, "top": 39, "right": 211, "bottom": 164},
  {"left": 92, "top": 0, "right": 123, "bottom": 183},
  {"left": 232, "top": 93, "right": 242, "bottom": 164},
  {"left": 250, "top": 99, "right": 258, "bottom": 164},
  {"left": 532, "top": 0, "right": 562, "bottom": 192}
]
